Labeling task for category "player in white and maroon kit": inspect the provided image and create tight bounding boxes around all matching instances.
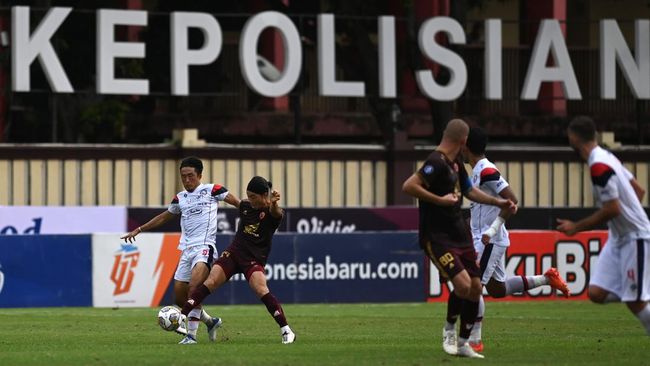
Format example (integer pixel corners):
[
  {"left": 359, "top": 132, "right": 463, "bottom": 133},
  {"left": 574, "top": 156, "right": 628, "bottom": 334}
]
[
  {"left": 558, "top": 117, "right": 650, "bottom": 336},
  {"left": 121, "top": 157, "right": 240, "bottom": 344},
  {"left": 465, "top": 127, "right": 570, "bottom": 352}
]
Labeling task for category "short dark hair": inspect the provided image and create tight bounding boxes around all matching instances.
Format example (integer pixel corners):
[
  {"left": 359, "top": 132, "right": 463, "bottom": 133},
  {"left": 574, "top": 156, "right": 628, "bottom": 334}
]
[
  {"left": 466, "top": 127, "right": 488, "bottom": 155},
  {"left": 247, "top": 176, "right": 272, "bottom": 195},
  {"left": 180, "top": 156, "right": 203, "bottom": 174},
  {"left": 568, "top": 116, "right": 596, "bottom": 142}
]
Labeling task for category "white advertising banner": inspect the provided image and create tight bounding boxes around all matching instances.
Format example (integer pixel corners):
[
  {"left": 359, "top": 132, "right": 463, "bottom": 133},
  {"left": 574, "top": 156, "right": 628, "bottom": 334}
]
[
  {"left": 92, "top": 233, "right": 181, "bottom": 308},
  {"left": 0, "top": 206, "right": 127, "bottom": 234}
]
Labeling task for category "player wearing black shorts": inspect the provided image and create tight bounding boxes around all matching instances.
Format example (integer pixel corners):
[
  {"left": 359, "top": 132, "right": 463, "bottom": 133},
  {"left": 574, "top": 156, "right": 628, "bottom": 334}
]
[
  {"left": 402, "top": 119, "right": 515, "bottom": 359},
  {"left": 180, "top": 176, "right": 296, "bottom": 344}
]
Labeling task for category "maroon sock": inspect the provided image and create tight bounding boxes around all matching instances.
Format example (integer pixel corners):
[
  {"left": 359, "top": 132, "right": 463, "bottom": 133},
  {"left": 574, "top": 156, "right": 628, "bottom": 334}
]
[
  {"left": 446, "top": 290, "right": 462, "bottom": 324},
  {"left": 181, "top": 284, "right": 211, "bottom": 316},
  {"left": 261, "top": 292, "right": 288, "bottom": 327},
  {"left": 459, "top": 299, "right": 479, "bottom": 340}
]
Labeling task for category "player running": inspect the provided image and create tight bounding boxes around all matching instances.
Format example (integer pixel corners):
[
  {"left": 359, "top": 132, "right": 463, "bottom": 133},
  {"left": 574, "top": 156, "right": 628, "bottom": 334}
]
[
  {"left": 557, "top": 116, "right": 650, "bottom": 336},
  {"left": 402, "top": 119, "right": 516, "bottom": 359},
  {"left": 121, "top": 157, "right": 240, "bottom": 344},
  {"left": 179, "top": 176, "right": 296, "bottom": 344},
  {"left": 464, "top": 127, "right": 570, "bottom": 352}
]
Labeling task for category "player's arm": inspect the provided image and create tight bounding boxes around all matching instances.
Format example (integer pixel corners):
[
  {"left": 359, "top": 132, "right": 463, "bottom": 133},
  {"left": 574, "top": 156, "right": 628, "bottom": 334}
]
[
  {"left": 402, "top": 173, "right": 458, "bottom": 206},
  {"left": 481, "top": 186, "right": 518, "bottom": 244},
  {"left": 269, "top": 189, "right": 283, "bottom": 219},
  {"left": 630, "top": 178, "right": 646, "bottom": 202},
  {"left": 556, "top": 199, "right": 621, "bottom": 236},
  {"left": 465, "top": 186, "right": 514, "bottom": 211},
  {"left": 223, "top": 192, "right": 241, "bottom": 208},
  {"left": 120, "top": 210, "right": 175, "bottom": 243}
]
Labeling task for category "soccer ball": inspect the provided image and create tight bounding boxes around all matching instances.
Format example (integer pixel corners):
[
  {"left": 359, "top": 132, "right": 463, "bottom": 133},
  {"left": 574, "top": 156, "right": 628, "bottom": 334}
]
[{"left": 158, "top": 306, "right": 182, "bottom": 331}]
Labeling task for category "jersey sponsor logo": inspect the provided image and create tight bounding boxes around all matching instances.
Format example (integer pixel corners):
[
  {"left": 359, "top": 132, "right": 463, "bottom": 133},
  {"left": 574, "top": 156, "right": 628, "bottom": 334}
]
[
  {"left": 110, "top": 244, "right": 140, "bottom": 296},
  {"left": 423, "top": 165, "right": 434, "bottom": 175},
  {"left": 590, "top": 162, "right": 615, "bottom": 187},
  {"left": 259, "top": 212, "right": 266, "bottom": 220},
  {"left": 244, "top": 223, "right": 261, "bottom": 237}
]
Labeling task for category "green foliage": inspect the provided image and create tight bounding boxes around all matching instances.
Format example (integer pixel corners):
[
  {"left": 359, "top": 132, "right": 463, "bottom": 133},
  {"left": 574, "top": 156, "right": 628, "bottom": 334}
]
[
  {"left": 0, "top": 302, "right": 646, "bottom": 365},
  {"left": 79, "top": 99, "right": 129, "bottom": 142}
]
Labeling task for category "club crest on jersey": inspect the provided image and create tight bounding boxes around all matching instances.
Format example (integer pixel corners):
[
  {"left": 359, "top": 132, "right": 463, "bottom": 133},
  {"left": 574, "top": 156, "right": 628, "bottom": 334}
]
[
  {"left": 423, "top": 165, "right": 434, "bottom": 175},
  {"left": 200, "top": 189, "right": 208, "bottom": 195},
  {"left": 259, "top": 212, "right": 266, "bottom": 220}
]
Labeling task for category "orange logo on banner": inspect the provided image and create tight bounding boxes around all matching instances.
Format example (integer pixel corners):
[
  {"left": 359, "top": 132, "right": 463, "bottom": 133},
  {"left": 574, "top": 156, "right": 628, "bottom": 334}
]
[
  {"left": 110, "top": 244, "right": 141, "bottom": 295},
  {"left": 151, "top": 234, "right": 182, "bottom": 307}
]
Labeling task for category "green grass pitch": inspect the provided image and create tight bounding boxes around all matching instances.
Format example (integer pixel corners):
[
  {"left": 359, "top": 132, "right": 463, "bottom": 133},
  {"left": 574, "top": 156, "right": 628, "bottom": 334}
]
[{"left": 0, "top": 301, "right": 647, "bottom": 365}]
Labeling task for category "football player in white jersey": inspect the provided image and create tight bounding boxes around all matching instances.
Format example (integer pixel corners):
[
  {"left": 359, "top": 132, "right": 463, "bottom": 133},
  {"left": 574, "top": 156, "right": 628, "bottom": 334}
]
[
  {"left": 465, "top": 127, "right": 570, "bottom": 352},
  {"left": 558, "top": 116, "right": 650, "bottom": 336},
  {"left": 121, "top": 157, "right": 240, "bottom": 344}
]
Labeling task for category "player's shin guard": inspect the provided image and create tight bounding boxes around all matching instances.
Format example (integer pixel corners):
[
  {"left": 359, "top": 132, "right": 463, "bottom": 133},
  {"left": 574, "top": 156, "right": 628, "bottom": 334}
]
[
  {"left": 261, "top": 292, "right": 288, "bottom": 327},
  {"left": 446, "top": 290, "right": 462, "bottom": 330},
  {"left": 181, "top": 284, "right": 212, "bottom": 316},
  {"left": 187, "top": 308, "right": 202, "bottom": 337},
  {"left": 459, "top": 299, "right": 479, "bottom": 344}
]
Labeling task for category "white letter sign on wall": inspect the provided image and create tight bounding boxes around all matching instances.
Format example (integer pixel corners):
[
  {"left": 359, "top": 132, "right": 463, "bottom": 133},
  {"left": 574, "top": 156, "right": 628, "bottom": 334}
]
[
  {"left": 11, "top": 6, "right": 73, "bottom": 93},
  {"left": 171, "top": 12, "right": 223, "bottom": 96},
  {"left": 485, "top": 19, "right": 502, "bottom": 100},
  {"left": 378, "top": 16, "right": 397, "bottom": 98},
  {"left": 317, "top": 14, "right": 365, "bottom": 97},
  {"left": 600, "top": 19, "right": 650, "bottom": 99},
  {"left": 415, "top": 17, "right": 467, "bottom": 101},
  {"left": 521, "top": 20, "right": 582, "bottom": 100},
  {"left": 97, "top": 9, "right": 149, "bottom": 95},
  {"left": 240, "top": 11, "right": 302, "bottom": 97}
]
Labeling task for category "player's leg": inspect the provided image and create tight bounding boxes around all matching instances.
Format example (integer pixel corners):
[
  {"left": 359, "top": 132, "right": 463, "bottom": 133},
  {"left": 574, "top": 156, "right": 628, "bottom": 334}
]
[
  {"left": 185, "top": 246, "right": 221, "bottom": 342},
  {"left": 247, "top": 269, "right": 296, "bottom": 344},
  {"left": 618, "top": 239, "right": 650, "bottom": 335},
  {"left": 588, "top": 238, "right": 623, "bottom": 304},
  {"left": 172, "top": 250, "right": 193, "bottom": 337},
  {"left": 455, "top": 247, "right": 484, "bottom": 359},
  {"left": 456, "top": 276, "right": 484, "bottom": 359},
  {"left": 469, "top": 295, "right": 485, "bottom": 352},
  {"left": 469, "top": 240, "right": 493, "bottom": 352}
]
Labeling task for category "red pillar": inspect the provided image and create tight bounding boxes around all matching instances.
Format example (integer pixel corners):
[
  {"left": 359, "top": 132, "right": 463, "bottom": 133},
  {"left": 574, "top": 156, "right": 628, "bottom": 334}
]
[
  {"left": 523, "top": 0, "right": 568, "bottom": 116},
  {"left": 392, "top": 0, "right": 450, "bottom": 112},
  {"left": 250, "top": 0, "right": 290, "bottom": 111}
]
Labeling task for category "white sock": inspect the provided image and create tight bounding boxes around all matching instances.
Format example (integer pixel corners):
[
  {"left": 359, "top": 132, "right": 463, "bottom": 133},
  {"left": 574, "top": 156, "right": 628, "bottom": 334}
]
[
  {"left": 505, "top": 275, "right": 547, "bottom": 294},
  {"left": 200, "top": 308, "right": 214, "bottom": 325},
  {"left": 470, "top": 296, "right": 484, "bottom": 341},
  {"left": 188, "top": 308, "right": 202, "bottom": 337},
  {"left": 529, "top": 275, "right": 548, "bottom": 287},
  {"left": 505, "top": 277, "right": 525, "bottom": 294},
  {"left": 634, "top": 304, "right": 650, "bottom": 336},
  {"left": 281, "top": 325, "right": 292, "bottom": 333},
  {"left": 444, "top": 322, "right": 455, "bottom": 331}
]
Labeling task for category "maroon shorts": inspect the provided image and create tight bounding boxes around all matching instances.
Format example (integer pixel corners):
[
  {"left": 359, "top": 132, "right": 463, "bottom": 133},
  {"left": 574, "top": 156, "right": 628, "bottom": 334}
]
[
  {"left": 422, "top": 240, "right": 480, "bottom": 282},
  {"left": 214, "top": 245, "right": 265, "bottom": 281}
]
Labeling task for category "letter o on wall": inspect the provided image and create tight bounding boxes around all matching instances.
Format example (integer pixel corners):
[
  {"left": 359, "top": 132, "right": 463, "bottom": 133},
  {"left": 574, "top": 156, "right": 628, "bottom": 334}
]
[{"left": 239, "top": 11, "right": 302, "bottom": 97}]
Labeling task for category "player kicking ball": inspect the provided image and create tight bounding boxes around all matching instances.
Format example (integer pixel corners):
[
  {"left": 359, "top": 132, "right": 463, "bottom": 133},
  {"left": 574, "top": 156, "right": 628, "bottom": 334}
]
[
  {"left": 179, "top": 176, "right": 296, "bottom": 344},
  {"left": 463, "top": 127, "right": 570, "bottom": 352}
]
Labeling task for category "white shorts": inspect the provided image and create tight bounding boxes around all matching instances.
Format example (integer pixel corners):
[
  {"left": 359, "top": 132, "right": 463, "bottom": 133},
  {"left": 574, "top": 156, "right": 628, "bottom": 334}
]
[
  {"left": 474, "top": 240, "right": 508, "bottom": 285},
  {"left": 590, "top": 237, "right": 650, "bottom": 302},
  {"left": 174, "top": 244, "right": 218, "bottom": 282}
]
